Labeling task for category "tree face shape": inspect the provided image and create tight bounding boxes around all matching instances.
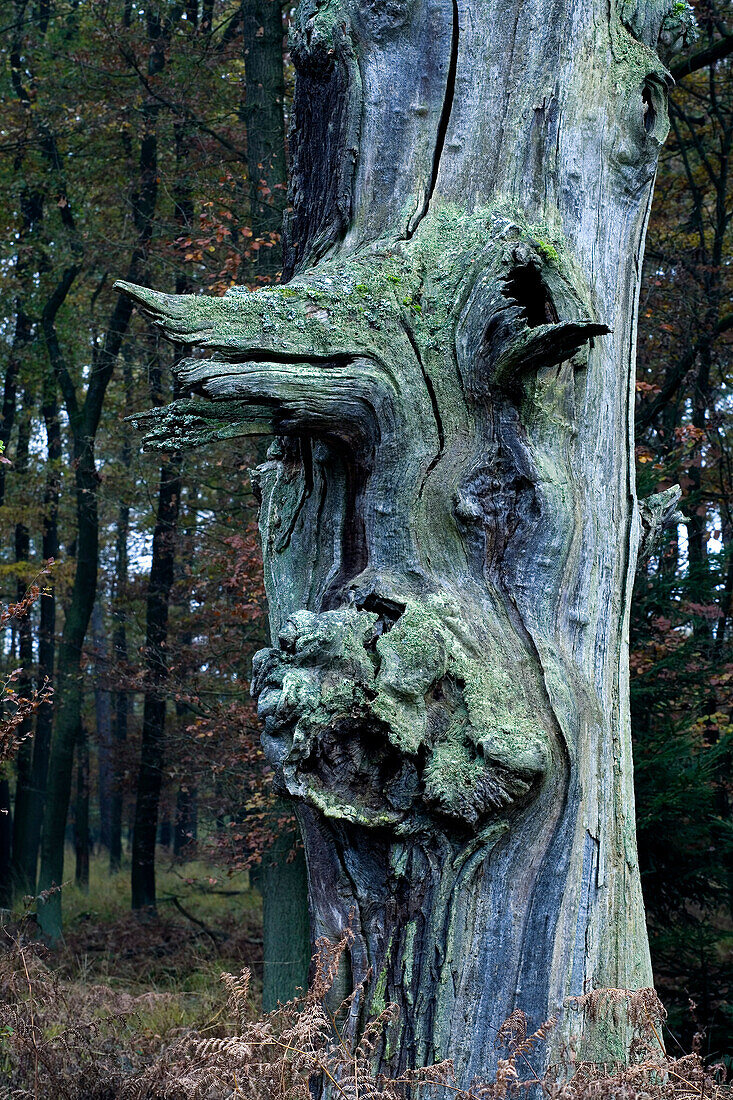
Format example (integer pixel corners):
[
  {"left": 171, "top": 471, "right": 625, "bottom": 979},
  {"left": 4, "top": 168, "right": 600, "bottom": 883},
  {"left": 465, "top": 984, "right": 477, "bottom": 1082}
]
[
  {"left": 254, "top": 598, "right": 550, "bottom": 836},
  {"left": 116, "top": 0, "right": 695, "bottom": 1080},
  {"left": 118, "top": 209, "right": 605, "bottom": 843}
]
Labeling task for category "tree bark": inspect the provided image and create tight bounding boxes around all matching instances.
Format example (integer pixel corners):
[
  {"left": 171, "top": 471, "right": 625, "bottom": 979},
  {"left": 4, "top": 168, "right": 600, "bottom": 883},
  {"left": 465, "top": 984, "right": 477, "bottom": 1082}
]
[
  {"left": 13, "top": 369, "right": 61, "bottom": 897},
  {"left": 120, "top": 0, "right": 695, "bottom": 1083},
  {"left": 257, "top": 822, "right": 311, "bottom": 1012},
  {"left": 73, "top": 724, "right": 90, "bottom": 890},
  {"left": 130, "top": 444, "right": 182, "bottom": 909},
  {"left": 92, "top": 602, "right": 113, "bottom": 852},
  {"left": 130, "top": 334, "right": 183, "bottom": 909},
  {"left": 241, "top": 0, "right": 287, "bottom": 283},
  {"left": 110, "top": 349, "right": 134, "bottom": 874}
]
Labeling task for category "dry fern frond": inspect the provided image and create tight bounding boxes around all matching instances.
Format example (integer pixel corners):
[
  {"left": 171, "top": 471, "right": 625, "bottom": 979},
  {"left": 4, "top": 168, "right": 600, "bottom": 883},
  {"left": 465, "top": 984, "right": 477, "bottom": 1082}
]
[
  {"left": 220, "top": 967, "right": 251, "bottom": 1028},
  {"left": 496, "top": 1010, "right": 529, "bottom": 1051},
  {"left": 3, "top": 932, "right": 731, "bottom": 1100},
  {"left": 568, "top": 987, "right": 666, "bottom": 1043},
  {"left": 309, "top": 928, "right": 355, "bottom": 1004}
]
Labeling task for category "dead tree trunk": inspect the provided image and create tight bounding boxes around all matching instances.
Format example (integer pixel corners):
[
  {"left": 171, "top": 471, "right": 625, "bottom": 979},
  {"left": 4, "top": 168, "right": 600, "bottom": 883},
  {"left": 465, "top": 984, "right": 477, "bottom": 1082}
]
[{"left": 119, "top": 0, "right": 694, "bottom": 1082}]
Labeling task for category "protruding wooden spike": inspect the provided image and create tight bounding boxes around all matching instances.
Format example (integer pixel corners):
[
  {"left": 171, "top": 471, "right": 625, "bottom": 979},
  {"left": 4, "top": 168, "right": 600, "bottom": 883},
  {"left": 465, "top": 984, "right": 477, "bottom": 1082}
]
[
  {"left": 127, "top": 398, "right": 273, "bottom": 451},
  {"left": 114, "top": 280, "right": 197, "bottom": 342},
  {"left": 487, "top": 318, "right": 610, "bottom": 390}
]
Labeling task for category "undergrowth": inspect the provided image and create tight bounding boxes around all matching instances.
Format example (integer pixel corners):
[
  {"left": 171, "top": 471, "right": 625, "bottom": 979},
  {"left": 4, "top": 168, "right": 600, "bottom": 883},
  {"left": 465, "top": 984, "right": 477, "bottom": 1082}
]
[
  {"left": 1, "top": 926, "right": 730, "bottom": 1099},
  {"left": 8, "top": 848, "right": 262, "bottom": 994}
]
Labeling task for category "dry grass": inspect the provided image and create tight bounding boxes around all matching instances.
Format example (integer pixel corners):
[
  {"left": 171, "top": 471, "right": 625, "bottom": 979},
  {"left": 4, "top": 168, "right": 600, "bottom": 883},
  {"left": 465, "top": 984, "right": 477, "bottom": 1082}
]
[{"left": 1, "top": 927, "right": 730, "bottom": 1100}]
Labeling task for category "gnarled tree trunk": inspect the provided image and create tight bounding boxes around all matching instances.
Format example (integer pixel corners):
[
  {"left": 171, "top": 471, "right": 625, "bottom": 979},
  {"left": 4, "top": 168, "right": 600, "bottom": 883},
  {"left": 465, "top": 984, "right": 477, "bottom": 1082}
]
[{"left": 119, "top": 0, "right": 693, "bottom": 1083}]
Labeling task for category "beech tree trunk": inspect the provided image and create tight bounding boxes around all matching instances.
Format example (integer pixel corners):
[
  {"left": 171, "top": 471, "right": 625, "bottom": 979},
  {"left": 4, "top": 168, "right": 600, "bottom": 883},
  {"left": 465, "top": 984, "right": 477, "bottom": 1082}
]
[
  {"left": 130, "top": 403, "right": 182, "bottom": 910},
  {"left": 93, "top": 601, "right": 113, "bottom": 853},
  {"left": 12, "top": 367, "right": 61, "bottom": 897},
  {"left": 120, "top": 0, "right": 694, "bottom": 1083},
  {"left": 110, "top": 348, "right": 134, "bottom": 874}
]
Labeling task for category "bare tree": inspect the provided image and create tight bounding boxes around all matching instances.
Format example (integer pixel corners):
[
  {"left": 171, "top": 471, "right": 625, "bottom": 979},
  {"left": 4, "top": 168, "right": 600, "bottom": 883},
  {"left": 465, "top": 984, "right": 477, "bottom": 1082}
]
[{"left": 119, "top": 0, "right": 694, "bottom": 1082}]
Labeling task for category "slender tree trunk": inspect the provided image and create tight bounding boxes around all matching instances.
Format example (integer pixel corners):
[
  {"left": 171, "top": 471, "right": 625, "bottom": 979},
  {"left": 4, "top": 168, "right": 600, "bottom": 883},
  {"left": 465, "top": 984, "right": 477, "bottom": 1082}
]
[
  {"left": 74, "top": 724, "right": 90, "bottom": 890},
  {"left": 109, "top": 585, "right": 129, "bottom": 873},
  {"left": 121, "top": 0, "right": 695, "bottom": 1083},
  {"left": 110, "top": 351, "right": 133, "bottom": 873},
  {"left": 173, "top": 669, "right": 196, "bottom": 859},
  {"left": 92, "top": 602, "right": 113, "bottom": 852},
  {"left": 11, "top": 371, "right": 60, "bottom": 897},
  {"left": 241, "top": 0, "right": 287, "bottom": 283},
  {"left": 130, "top": 439, "right": 182, "bottom": 909},
  {"left": 131, "top": 331, "right": 183, "bottom": 912},
  {"left": 169, "top": 488, "right": 197, "bottom": 866}
]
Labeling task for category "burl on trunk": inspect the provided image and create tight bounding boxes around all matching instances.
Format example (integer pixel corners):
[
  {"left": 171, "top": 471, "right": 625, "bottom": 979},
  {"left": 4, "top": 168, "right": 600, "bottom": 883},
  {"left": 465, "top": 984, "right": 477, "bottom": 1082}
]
[{"left": 118, "top": 0, "right": 691, "bottom": 1084}]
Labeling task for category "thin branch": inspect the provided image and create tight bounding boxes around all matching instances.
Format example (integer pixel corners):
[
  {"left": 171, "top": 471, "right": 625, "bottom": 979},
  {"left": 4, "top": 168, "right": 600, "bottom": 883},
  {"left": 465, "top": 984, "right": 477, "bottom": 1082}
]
[
  {"left": 115, "top": 40, "right": 248, "bottom": 163},
  {"left": 41, "top": 264, "right": 82, "bottom": 426},
  {"left": 670, "top": 32, "right": 733, "bottom": 81},
  {"left": 160, "top": 894, "right": 222, "bottom": 953}
]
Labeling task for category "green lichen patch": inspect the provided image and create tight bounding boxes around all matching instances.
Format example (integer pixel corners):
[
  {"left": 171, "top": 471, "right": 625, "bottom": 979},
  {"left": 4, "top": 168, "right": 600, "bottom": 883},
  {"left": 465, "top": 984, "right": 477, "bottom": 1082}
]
[{"left": 535, "top": 239, "right": 560, "bottom": 265}]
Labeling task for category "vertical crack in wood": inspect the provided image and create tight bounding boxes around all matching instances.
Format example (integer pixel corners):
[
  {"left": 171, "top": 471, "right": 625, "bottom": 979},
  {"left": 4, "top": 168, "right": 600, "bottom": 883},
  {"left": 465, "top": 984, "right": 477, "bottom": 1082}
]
[
  {"left": 400, "top": 319, "right": 445, "bottom": 498},
  {"left": 405, "top": 0, "right": 459, "bottom": 238}
]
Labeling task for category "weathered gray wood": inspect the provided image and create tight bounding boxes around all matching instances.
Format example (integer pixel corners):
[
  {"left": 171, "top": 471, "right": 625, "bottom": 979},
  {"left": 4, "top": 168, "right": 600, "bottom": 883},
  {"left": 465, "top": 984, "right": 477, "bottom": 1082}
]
[{"left": 117, "top": 0, "right": 694, "bottom": 1087}]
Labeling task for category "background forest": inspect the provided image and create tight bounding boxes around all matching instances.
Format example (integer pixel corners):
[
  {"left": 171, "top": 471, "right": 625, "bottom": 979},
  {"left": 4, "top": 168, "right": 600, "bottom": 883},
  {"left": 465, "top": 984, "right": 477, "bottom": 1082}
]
[{"left": 0, "top": 0, "right": 732, "bottom": 1091}]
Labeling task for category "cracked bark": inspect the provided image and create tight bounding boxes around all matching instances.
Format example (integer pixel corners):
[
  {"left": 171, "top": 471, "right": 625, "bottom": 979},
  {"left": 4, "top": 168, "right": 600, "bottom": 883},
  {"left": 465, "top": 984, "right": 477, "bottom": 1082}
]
[{"left": 118, "top": 0, "right": 694, "bottom": 1086}]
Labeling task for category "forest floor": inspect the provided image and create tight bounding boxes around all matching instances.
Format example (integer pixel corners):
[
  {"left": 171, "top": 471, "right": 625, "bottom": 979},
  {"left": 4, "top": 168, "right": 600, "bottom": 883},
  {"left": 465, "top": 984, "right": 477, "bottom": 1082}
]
[
  {"left": 2, "top": 856, "right": 732, "bottom": 1098},
  {"left": 42, "top": 846, "right": 264, "bottom": 995},
  {"left": 1, "top": 846, "right": 265, "bottom": 1096}
]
